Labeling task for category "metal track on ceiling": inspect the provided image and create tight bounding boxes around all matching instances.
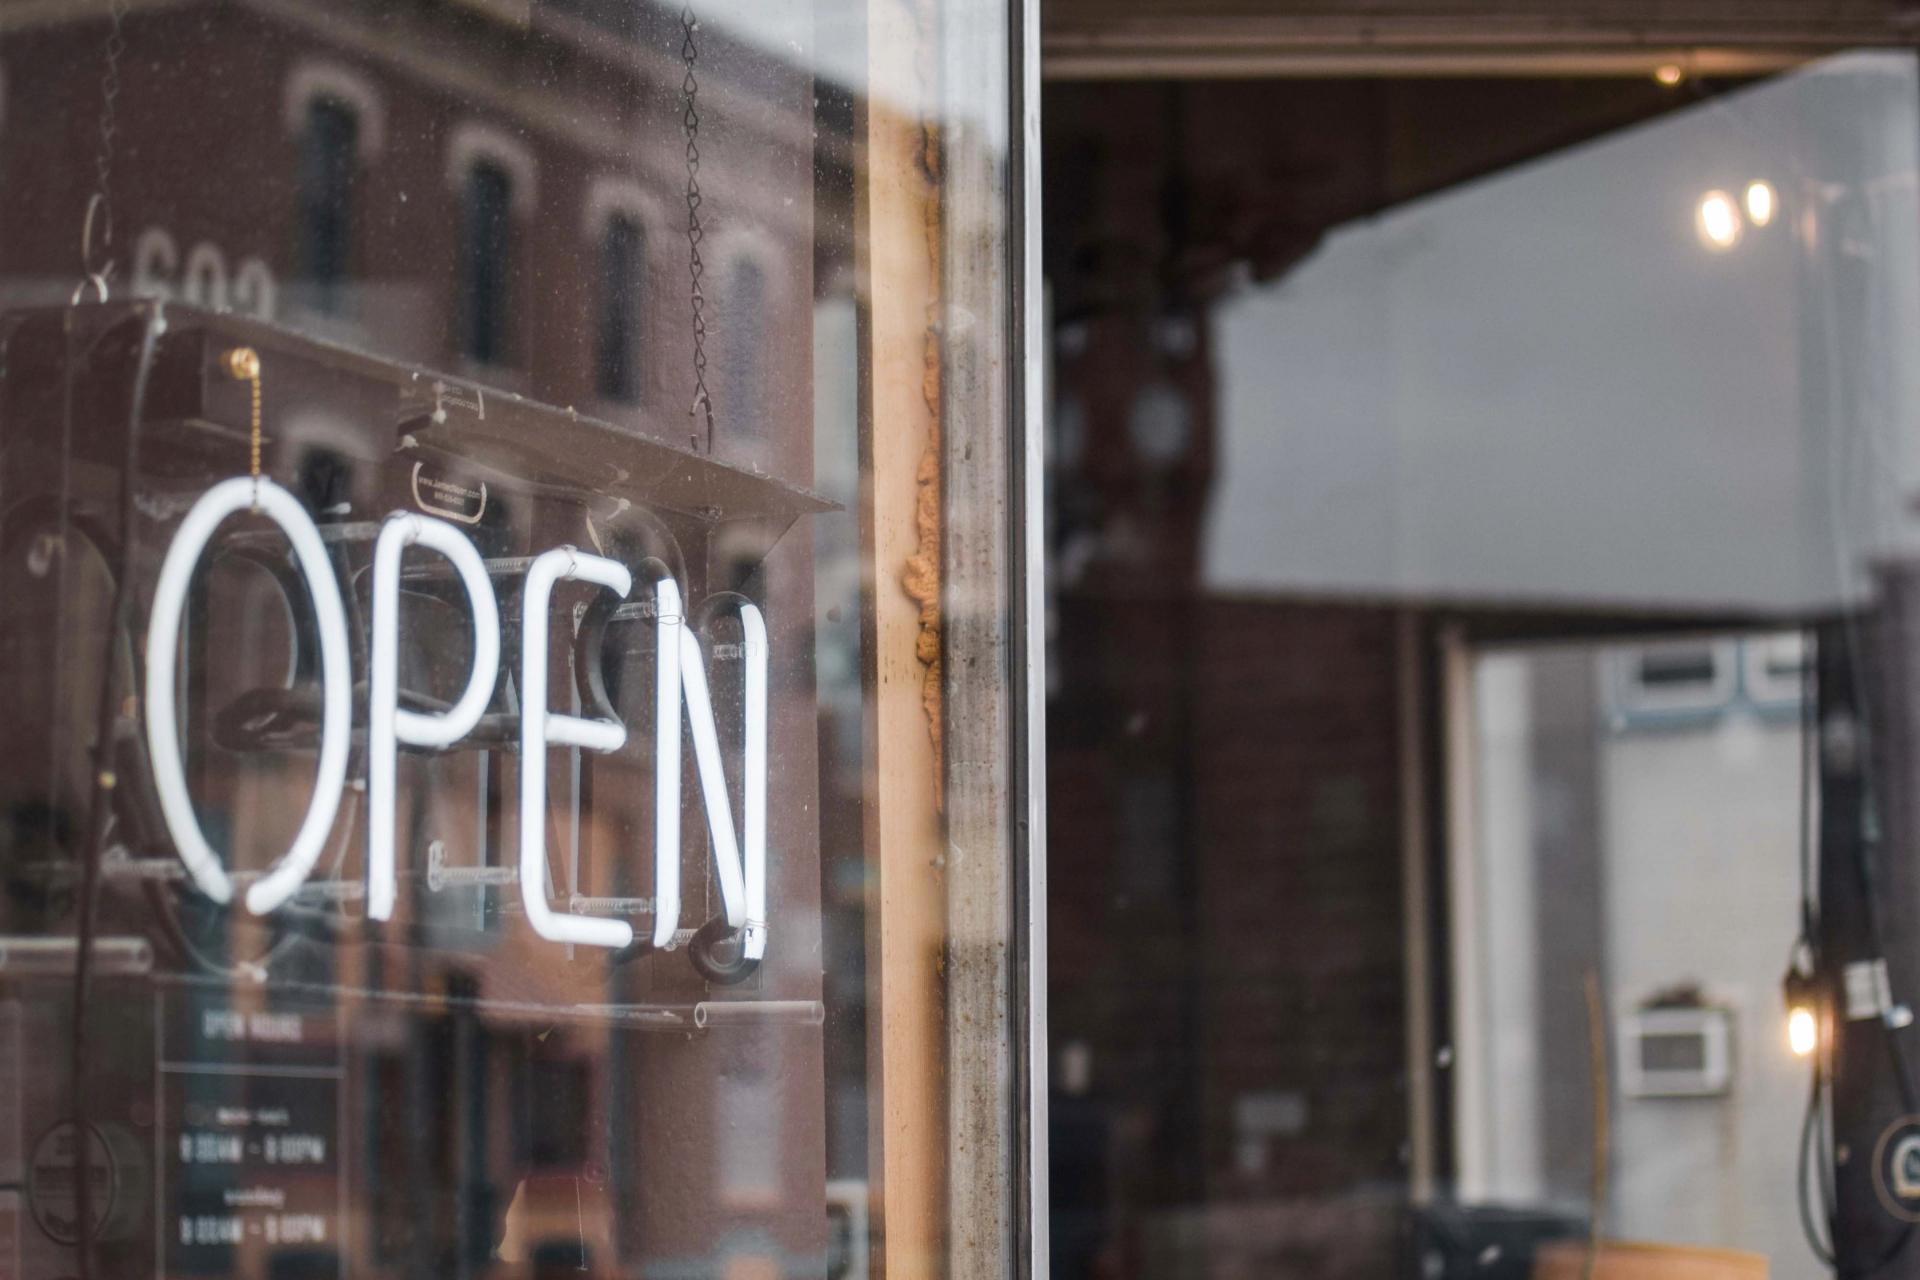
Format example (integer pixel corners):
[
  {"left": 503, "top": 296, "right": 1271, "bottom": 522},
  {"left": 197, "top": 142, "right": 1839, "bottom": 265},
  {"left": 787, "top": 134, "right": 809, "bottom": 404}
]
[{"left": 1044, "top": 1, "right": 1920, "bottom": 78}]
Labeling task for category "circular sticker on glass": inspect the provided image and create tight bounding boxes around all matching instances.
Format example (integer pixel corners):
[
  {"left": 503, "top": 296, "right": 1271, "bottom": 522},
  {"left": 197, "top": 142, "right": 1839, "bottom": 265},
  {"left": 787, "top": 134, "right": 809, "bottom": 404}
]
[
  {"left": 27, "top": 1121, "right": 117, "bottom": 1245},
  {"left": 1873, "top": 1114, "right": 1920, "bottom": 1223}
]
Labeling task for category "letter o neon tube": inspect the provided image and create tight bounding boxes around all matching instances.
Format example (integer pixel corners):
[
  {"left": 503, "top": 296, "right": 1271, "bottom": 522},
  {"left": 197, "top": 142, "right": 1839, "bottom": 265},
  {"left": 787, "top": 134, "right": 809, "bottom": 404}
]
[{"left": 144, "top": 477, "right": 353, "bottom": 914}]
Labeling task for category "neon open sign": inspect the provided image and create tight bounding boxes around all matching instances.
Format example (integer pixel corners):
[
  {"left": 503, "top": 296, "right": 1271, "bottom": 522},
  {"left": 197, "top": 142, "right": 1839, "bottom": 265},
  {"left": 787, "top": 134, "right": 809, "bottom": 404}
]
[{"left": 142, "top": 476, "right": 768, "bottom": 961}]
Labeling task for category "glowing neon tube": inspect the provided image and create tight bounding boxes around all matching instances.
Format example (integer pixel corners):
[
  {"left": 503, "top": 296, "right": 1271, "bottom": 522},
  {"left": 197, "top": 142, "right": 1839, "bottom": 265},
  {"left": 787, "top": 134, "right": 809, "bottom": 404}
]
[
  {"left": 742, "top": 603, "right": 768, "bottom": 961},
  {"left": 650, "top": 574, "right": 684, "bottom": 950},
  {"left": 144, "top": 477, "right": 352, "bottom": 914},
  {"left": 675, "top": 601, "right": 769, "bottom": 959},
  {"left": 366, "top": 512, "right": 500, "bottom": 921},
  {"left": 677, "top": 624, "right": 747, "bottom": 933},
  {"left": 519, "top": 546, "right": 633, "bottom": 948}
]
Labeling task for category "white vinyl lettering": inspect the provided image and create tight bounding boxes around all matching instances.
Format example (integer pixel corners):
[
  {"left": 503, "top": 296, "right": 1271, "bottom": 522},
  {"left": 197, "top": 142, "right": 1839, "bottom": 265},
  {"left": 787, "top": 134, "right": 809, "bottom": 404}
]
[
  {"left": 132, "top": 228, "right": 178, "bottom": 300},
  {"left": 182, "top": 242, "right": 229, "bottom": 313},
  {"left": 131, "top": 226, "right": 278, "bottom": 321}
]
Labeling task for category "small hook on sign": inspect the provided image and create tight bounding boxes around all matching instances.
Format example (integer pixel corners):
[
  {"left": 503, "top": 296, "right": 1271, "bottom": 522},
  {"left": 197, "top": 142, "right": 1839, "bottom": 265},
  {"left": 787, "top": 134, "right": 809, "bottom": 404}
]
[
  {"left": 70, "top": 272, "right": 113, "bottom": 307},
  {"left": 76, "top": 192, "right": 115, "bottom": 303},
  {"left": 690, "top": 388, "right": 715, "bottom": 453}
]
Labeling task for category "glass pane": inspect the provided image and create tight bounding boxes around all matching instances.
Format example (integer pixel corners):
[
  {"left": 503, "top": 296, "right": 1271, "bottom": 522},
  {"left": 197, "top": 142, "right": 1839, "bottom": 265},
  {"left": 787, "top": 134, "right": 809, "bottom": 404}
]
[
  {"left": 1048, "top": 48, "right": 1920, "bottom": 1280},
  {"left": 0, "top": 0, "right": 1028, "bottom": 1276}
]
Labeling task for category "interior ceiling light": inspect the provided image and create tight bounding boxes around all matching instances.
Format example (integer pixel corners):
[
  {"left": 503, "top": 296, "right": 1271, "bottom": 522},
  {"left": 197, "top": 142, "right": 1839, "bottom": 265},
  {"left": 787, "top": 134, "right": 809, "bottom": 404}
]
[
  {"left": 1745, "top": 179, "right": 1777, "bottom": 228},
  {"left": 1697, "top": 190, "right": 1743, "bottom": 251},
  {"left": 1788, "top": 1005, "right": 1818, "bottom": 1057},
  {"left": 1784, "top": 962, "right": 1820, "bottom": 1058}
]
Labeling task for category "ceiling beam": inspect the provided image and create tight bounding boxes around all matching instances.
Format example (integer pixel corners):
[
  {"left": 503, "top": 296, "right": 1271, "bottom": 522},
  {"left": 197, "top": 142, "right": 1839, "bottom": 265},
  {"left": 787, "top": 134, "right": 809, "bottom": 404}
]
[{"left": 1044, "top": 4, "right": 1920, "bottom": 78}]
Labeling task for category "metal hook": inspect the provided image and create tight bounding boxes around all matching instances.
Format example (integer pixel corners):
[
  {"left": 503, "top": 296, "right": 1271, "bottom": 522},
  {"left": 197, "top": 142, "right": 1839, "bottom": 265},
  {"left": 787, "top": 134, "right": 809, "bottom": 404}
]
[
  {"left": 78, "top": 192, "right": 115, "bottom": 301},
  {"left": 70, "top": 272, "right": 113, "bottom": 307}
]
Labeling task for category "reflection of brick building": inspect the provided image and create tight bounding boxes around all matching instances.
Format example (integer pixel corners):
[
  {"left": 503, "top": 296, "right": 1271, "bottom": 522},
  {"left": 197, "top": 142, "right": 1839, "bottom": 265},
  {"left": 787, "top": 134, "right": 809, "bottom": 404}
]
[
  {"left": 0, "top": 0, "right": 830, "bottom": 477},
  {"left": 0, "top": 3, "right": 852, "bottom": 1277}
]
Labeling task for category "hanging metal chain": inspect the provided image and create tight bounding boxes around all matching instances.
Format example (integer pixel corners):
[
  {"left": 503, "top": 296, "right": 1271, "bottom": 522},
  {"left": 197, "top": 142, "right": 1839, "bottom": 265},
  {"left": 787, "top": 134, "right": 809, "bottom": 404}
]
[
  {"left": 681, "top": 5, "right": 715, "bottom": 454},
  {"left": 222, "top": 346, "right": 264, "bottom": 506},
  {"left": 76, "top": 0, "right": 130, "bottom": 302}
]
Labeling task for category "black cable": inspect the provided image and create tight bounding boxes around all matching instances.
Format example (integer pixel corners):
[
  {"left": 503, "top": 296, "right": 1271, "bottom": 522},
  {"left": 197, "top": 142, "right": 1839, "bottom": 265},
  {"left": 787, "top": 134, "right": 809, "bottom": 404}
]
[
  {"left": 1797, "top": 632, "right": 1842, "bottom": 1271},
  {"left": 1819, "top": 1063, "right": 1840, "bottom": 1244},
  {"left": 1803, "top": 1056, "right": 1838, "bottom": 1268},
  {"left": 70, "top": 303, "right": 162, "bottom": 1280},
  {"left": 1804, "top": 617, "right": 1920, "bottom": 1277},
  {"left": 1801, "top": 626, "right": 1820, "bottom": 944}
]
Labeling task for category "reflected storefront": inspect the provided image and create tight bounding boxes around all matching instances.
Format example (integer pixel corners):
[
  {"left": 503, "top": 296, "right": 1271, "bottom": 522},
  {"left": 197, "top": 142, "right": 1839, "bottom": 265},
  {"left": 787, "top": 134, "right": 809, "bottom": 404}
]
[{"left": 0, "top": 1, "right": 1040, "bottom": 1278}]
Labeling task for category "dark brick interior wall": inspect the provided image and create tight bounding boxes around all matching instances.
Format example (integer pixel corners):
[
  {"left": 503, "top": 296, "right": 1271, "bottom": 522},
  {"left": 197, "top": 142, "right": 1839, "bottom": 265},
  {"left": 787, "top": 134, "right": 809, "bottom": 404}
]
[
  {"left": 1194, "top": 601, "right": 1409, "bottom": 1200},
  {"left": 1049, "top": 596, "right": 1409, "bottom": 1278}
]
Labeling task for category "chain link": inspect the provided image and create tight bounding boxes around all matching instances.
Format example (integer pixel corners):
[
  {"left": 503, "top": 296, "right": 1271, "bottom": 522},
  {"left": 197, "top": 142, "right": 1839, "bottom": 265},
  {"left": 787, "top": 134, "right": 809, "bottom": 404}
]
[
  {"left": 681, "top": 5, "right": 715, "bottom": 454},
  {"left": 222, "top": 347, "right": 264, "bottom": 501},
  {"left": 79, "top": 0, "right": 130, "bottom": 298}
]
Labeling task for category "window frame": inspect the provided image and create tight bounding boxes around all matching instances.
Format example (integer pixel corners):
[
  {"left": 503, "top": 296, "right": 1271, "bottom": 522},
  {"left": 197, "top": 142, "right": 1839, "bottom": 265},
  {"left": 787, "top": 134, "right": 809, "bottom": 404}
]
[
  {"left": 444, "top": 122, "right": 536, "bottom": 371},
  {"left": 296, "top": 94, "right": 361, "bottom": 313},
  {"left": 593, "top": 212, "right": 648, "bottom": 405}
]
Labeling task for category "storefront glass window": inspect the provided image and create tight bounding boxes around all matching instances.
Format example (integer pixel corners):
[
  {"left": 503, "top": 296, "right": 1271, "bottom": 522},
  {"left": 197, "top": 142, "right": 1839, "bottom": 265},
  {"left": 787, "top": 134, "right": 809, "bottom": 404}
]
[
  {"left": 1045, "top": 40, "right": 1920, "bottom": 1280},
  {"left": 0, "top": 1, "right": 1037, "bottom": 1276}
]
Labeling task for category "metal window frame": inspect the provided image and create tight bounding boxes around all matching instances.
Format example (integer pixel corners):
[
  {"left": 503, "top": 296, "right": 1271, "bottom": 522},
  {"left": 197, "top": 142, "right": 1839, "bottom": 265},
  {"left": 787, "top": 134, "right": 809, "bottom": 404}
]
[
  {"left": 928, "top": 0, "right": 1046, "bottom": 1270},
  {"left": 1012, "top": 0, "right": 1050, "bottom": 1273}
]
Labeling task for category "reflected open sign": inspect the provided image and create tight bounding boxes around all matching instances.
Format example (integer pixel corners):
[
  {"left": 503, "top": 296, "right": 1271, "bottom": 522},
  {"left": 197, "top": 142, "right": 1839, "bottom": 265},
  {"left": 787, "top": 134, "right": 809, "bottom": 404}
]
[{"left": 142, "top": 477, "right": 769, "bottom": 962}]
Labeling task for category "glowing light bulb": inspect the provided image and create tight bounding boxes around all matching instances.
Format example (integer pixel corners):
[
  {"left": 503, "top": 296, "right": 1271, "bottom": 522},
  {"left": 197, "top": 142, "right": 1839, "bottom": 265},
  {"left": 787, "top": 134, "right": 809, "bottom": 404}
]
[
  {"left": 1654, "top": 63, "right": 1684, "bottom": 87},
  {"left": 1697, "top": 190, "right": 1742, "bottom": 250},
  {"left": 1745, "top": 180, "right": 1776, "bottom": 228},
  {"left": 1789, "top": 1005, "right": 1818, "bottom": 1057}
]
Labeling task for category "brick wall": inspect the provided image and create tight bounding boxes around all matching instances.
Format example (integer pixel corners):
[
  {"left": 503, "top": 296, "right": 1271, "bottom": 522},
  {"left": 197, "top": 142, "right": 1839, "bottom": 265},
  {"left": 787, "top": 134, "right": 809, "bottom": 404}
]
[{"left": 1049, "top": 595, "right": 1410, "bottom": 1277}]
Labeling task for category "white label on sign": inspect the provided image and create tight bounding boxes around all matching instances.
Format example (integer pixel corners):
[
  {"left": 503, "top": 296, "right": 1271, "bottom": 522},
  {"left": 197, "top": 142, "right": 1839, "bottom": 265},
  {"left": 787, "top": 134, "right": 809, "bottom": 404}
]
[
  {"left": 1845, "top": 958, "right": 1894, "bottom": 1022},
  {"left": 409, "top": 462, "right": 487, "bottom": 524}
]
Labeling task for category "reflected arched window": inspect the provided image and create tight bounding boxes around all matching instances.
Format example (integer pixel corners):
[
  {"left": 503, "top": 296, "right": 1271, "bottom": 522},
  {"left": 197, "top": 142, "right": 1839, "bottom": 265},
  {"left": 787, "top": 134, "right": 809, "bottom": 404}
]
[
  {"left": 724, "top": 257, "right": 766, "bottom": 437},
  {"left": 596, "top": 215, "right": 646, "bottom": 403},
  {"left": 460, "top": 159, "right": 513, "bottom": 365},
  {"left": 298, "top": 97, "right": 358, "bottom": 312}
]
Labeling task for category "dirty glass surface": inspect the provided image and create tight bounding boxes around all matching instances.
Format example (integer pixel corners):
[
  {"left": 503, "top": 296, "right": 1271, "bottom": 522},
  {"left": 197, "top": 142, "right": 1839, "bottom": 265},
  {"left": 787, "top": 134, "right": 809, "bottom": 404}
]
[
  {"left": 1047, "top": 50, "right": 1920, "bottom": 1280},
  {"left": 0, "top": 0, "right": 1023, "bottom": 1277}
]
